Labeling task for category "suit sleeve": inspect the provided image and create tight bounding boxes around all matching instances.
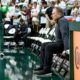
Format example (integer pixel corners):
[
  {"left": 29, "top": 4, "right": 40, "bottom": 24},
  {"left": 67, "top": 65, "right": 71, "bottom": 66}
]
[{"left": 59, "top": 19, "right": 69, "bottom": 50}]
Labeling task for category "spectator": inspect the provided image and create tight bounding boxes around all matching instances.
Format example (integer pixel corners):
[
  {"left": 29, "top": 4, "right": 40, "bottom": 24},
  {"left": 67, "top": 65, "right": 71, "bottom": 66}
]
[
  {"left": 21, "top": 6, "right": 28, "bottom": 24},
  {"left": 78, "top": 1, "right": 80, "bottom": 13},
  {"left": 1, "top": 0, "right": 11, "bottom": 5},
  {"left": 59, "top": 0, "right": 67, "bottom": 15},
  {"left": 31, "top": 0, "right": 42, "bottom": 5},
  {"left": 24, "top": 0, "right": 29, "bottom": 3},
  {"left": 76, "top": 1, "right": 80, "bottom": 22},
  {"left": 12, "top": 5, "right": 21, "bottom": 26},
  {"left": 39, "top": 1, "right": 48, "bottom": 29},
  {"left": 67, "top": 0, "right": 75, "bottom": 5},
  {"left": 45, "top": 1, "right": 55, "bottom": 28},
  {"left": 31, "top": 2, "right": 40, "bottom": 32},
  {"left": 54, "top": 0, "right": 60, "bottom": 7},
  {"left": 14, "top": 19, "right": 30, "bottom": 48},
  {"left": 26, "top": 4, "right": 32, "bottom": 26},
  {"left": 33, "top": 7, "right": 69, "bottom": 75},
  {"left": 16, "top": 0, "right": 20, "bottom": 3},
  {"left": 6, "top": 2, "right": 15, "bottom": 24},
  {"left": 70, "top": 1, "right": 78, "bottom": 18},
  {"left": 76, "top": 12, "right": 80, "bottom": 22}
]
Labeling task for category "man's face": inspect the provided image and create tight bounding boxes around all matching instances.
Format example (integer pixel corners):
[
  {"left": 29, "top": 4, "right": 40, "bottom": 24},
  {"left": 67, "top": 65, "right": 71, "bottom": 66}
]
[
  {"left": 43, "top": 4, "right": 47, "bottom": 8},
  {"left": 51, "top": 3, "right": 54, "bottom": 7},
  {"left": 34, "top": 3, "right": 37, "bottom": 8},
  {"left": 51, "top": 8, "right": 60, "bottom": 21}
]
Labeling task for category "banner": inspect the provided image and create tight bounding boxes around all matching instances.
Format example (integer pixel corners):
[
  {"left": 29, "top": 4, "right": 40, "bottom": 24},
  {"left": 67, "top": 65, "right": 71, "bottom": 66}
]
[{"left": 73, "top": 31, "right": 80, "bottom": 80}]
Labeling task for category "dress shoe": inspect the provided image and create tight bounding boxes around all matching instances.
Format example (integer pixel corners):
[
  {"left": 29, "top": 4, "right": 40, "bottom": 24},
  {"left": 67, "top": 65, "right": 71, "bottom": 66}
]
[
  {"left": 34, "top": 69, "right": 52, "bottom": 76},
  {"left": 34, "top": 67, "right": 43, "bottom": 71}
]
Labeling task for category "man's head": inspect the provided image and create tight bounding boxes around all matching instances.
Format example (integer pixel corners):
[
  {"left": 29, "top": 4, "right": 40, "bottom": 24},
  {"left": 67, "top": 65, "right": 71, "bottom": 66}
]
[
  {"left": 51, "top": 7, "right": 64, "bottom": 21},
  {"left": 33, "top": 2, "right": 37, "bottom": 8},
  {"left": 22, "top": 6, "right": 27, "bottom": 11},
  {"left": 42, "top": 1, "right": 47, "bottom": 8},
  {"left": 50, "top": 1, "right": 55, "bottom": 7},
  {"left": 20, "top": 19, "right": 25, "bottom": 25}
]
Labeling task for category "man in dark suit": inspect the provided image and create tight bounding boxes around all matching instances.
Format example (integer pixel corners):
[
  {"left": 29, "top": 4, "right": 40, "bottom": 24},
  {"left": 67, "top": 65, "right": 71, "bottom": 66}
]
[{"left": 34, "top": 7, "right": 69, "bottom": 75}]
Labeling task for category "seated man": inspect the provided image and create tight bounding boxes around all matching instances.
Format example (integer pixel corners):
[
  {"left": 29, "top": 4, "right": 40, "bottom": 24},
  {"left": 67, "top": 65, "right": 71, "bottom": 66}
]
[
  {"left": 34, "top": 7, "right": 69, "bottom": 75},
  {"left": 14, "top": 19, "right": 29, "bottom": 47}
]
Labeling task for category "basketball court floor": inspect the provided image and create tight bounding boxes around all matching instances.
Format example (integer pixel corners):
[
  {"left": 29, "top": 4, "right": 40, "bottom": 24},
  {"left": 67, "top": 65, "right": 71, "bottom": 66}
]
[{"left": 0, "top": 48, "right": 64, "bottom": 80}]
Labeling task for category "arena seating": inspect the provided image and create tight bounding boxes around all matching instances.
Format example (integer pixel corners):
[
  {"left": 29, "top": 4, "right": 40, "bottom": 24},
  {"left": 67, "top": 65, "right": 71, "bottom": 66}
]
[
  {"left": 52, "top": 52, "right": 69, "bottom": 80},
  {"left": 27, "top": 24, "right": 56, "bottom": 54},
  {"left": 3, "top": 23, "right": 25, "bottom": 55}
]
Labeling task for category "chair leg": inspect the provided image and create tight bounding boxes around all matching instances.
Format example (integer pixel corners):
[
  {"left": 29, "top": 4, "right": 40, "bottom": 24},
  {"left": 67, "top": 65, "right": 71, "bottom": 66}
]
[
  {"left": 37, "top": 25, "right": 38, "bottom": 32},
  {"left": 33, "top": 24, "right": 34, "bottom": 30}
]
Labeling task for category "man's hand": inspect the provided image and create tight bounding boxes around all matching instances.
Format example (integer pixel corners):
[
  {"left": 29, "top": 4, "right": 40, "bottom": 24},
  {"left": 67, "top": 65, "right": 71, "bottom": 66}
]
[
  {"left": 50, "top": 20, "right": 56, "bottom": 25},
  {"left": 18, "top": 31, "right": 22, "bottom": 34},
  {"left": 62, "top": 49, "right": 70, "bottom": 56}
]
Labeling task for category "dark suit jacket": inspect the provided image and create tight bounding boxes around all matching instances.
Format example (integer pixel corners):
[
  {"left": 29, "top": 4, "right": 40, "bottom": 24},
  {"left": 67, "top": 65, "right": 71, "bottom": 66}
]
[{"left": 55, "top": 16, "right": 69, "bottom": 50}]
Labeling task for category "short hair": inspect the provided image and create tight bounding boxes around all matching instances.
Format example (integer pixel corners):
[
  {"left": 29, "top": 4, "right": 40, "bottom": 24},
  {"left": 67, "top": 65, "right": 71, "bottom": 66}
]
[
  {"left": 20, "top": 19, "right": 24, "bottom": 23},
  {"left": 51, "top": 1, "right": 55, "bottom": 5},
  {"left": 42, "top": 1, "right": 47, "bottom": 5},
  {"left": 33, "top": 2, "right": 37, "bottom": 5},
  {"left": 54, "top": 7, "right": 64, "bottom": 15}
]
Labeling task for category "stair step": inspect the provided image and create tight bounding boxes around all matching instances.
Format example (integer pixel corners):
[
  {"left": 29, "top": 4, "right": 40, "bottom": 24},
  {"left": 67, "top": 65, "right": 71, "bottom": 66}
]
[
  {"left": 4, "top": 42, "right": 10, "bottom": 46},
  {"left": 4, "top": 49, "right": 17, "bottom": 53},
  {"left": 4, "top": 36, "right": 14, "bottom": 39},
  {"left": 4, "top": 42, "right": 24, "bottom": 46},
  {"left": 4, "top": 49, "right": 25, "bottom": 54},
  {"left": 4, "top": 36, "right": 14, "bottom": 42}
]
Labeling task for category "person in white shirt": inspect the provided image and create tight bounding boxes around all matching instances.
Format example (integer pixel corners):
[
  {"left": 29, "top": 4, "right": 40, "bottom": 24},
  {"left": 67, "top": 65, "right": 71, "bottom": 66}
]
[
  {"left": 31, "top": 2, "right": 40, "bottom": 32},
  {"left": 31, "top": 0, "right": 41, "bottom": 4},
  {"left": 6, "top": 3, "right": 15, "bottom": 24},
  {"left": 1, "top": 0, "right": 11, "bottom": 5},
  {"left": 67, "top": 0, "right": 75, "bottom": 5},
  {"left": 12, "top": 5, "right": 21, "bottom": 26},
  {"left": 15, "top": 0, "right": 19, "bottom": 3},
  {"left": 54, "top": 0, "right": 60, "bottom": 7},
  {"left": 78, "top": 1, "right": 80, "bottom": 13},
  {"left": 40, "top": 1, "right": 48, "bottom": 29},
  {"left": 45, "top": 1, "right": 55, "bottom": 28},
  {"left": 59, "top": 0, "right": 66, "bottom": 9},
  {"left": 76, "top": 1, "right": 80, "bottom": 22},
  {"left": 70, "top": 1, "right": 78, "bottom": 18},
  {"left": 76, "top": 12, "right": 80, "bottom": 22},
  {"left": 59, "top": 0, "right": 67, "bottom": 15},
  {"left": 24, "top": 0, "right": 29, "bottom": 3},
  {"left": 7, "top": 3, "right": 15, "bottom": 17}
]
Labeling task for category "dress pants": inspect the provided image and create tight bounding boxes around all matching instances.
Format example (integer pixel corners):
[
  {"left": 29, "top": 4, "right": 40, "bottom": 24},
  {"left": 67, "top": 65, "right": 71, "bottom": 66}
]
[{"left": 39, "top": 41, "right": 64, "bottom": 70}]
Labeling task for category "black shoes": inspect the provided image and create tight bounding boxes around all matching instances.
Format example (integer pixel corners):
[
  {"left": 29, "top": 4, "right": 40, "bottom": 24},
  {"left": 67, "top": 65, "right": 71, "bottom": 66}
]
[
  {"left": 34, "top": 67, "right": 43, "bottom": 71},
  {"left": 33, "top": 69, "right": 52, "bottom": 76}
]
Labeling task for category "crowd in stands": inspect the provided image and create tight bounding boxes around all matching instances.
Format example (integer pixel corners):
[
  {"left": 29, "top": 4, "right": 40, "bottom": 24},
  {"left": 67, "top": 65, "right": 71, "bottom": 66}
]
[{"left": 4, "top": 0, "right": 80, "bottom": 30}]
